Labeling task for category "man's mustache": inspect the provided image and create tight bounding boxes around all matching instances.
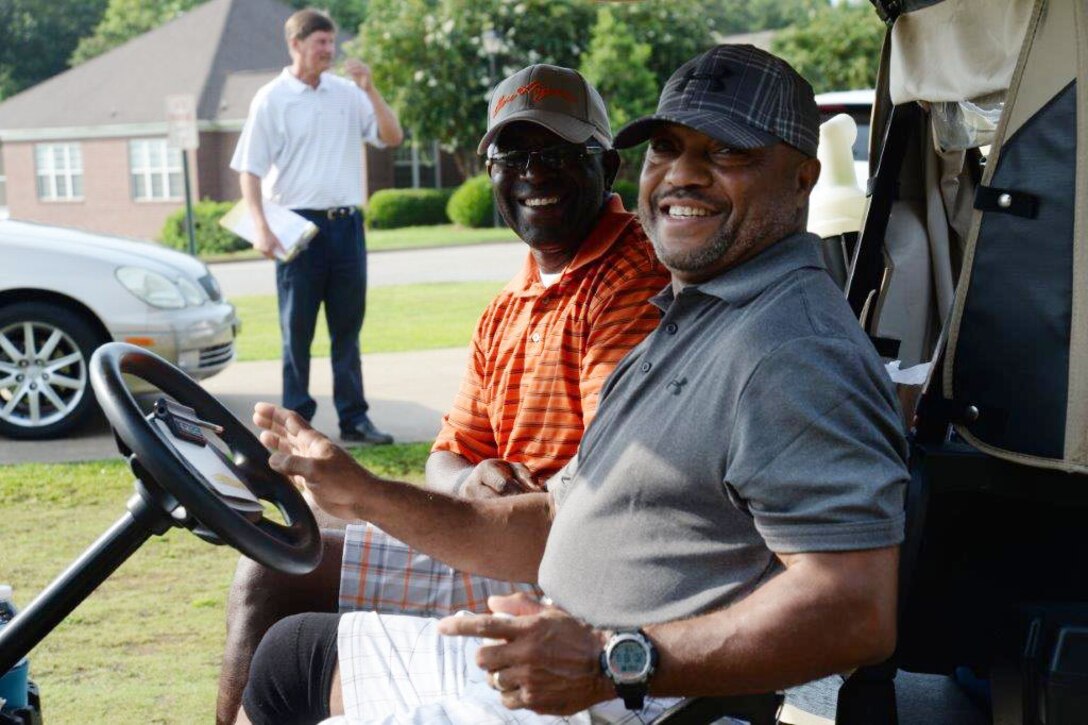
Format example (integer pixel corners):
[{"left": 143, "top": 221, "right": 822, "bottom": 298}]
[{"left": 647, "top": 188, "right": 723, "bottom": 212}]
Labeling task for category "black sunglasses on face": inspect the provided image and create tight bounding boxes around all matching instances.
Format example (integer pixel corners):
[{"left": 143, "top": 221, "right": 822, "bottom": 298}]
[{"left": 486, "top": 144, "right": 604, "bottom": 173}]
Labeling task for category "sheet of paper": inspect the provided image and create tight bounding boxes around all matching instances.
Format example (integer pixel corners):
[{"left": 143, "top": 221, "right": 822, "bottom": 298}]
[
  {"left": 152, "top": 419, "right": 264, "bottom": 512},
  {"left": 219, "top": 199, "right": 319, "bottom": 262},
  {"left": 885, "top": 360, "right": 932, "bottom": 385}
]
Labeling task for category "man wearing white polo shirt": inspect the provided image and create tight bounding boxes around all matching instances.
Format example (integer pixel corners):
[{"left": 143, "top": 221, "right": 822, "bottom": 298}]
[{"left": 230, "top": 6, "right": 403, "bottom": 445}]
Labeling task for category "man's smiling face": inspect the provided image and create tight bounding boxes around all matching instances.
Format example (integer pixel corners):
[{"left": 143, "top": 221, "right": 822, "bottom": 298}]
[
  {"left": 488, "top": 122, "right": 617, "bottom": 273},
  {"left": 637, "top": 123, "right": 819, "bottom": 285}
]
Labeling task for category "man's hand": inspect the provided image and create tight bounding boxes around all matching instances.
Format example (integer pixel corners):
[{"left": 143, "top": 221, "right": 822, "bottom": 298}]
[
  {"left": 253, "top": 402, "right": 369, "bottom": 520},
  {"left": 252, "top": 226, "right": 285, "bottom": 260},
  {"left": 461, "top": 459, "right": 542, "bottom": 499},
  {"left": 344, "top": 58, "right": 372, "bottom": 92},
  {"left": 437, "top": 593, "right": 612, "bottom": 716}
]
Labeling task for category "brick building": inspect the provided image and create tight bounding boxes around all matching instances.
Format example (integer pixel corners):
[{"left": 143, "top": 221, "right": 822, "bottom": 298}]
[{"left": 0, "top": 0, "right": 460, "bottom": 238}]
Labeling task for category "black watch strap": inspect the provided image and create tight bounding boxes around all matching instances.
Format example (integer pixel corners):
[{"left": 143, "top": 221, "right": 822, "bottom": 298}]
[{"left": 615, "top": 682, "right": 648, "bottom": 710}]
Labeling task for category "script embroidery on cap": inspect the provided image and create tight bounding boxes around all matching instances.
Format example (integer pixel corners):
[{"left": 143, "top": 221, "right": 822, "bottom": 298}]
[{"left": 493, "top": 81, "right": 577, "bottom": 117}]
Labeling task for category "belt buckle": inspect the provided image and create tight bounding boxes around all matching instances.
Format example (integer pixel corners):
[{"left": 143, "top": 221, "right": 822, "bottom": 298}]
[{"left": 327, "top": 206, "right": 352, "bottom": 220}]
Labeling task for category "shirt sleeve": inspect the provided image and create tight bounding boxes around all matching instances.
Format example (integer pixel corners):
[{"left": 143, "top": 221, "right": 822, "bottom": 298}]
[
  {"left": 724, "top": 335, "right": 909, "bottom": 554},
  {"left": 580, "top": 263, "right": 669, "bottom": 427},
  {"left": 230, "top": 91, "right": 276, "bottom": 177},
  {"left": 354, "top": 87, "right": 385, "bottom": 148},
  {"left": 431, "top": 309, "right": 498, "bottom": 463}
]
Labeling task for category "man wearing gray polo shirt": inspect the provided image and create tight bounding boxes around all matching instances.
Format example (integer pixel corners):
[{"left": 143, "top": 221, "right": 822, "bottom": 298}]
[
  {"left": 239, "top": 45, "right": 908, "bottom": 725},
  {"left": 230, "top": 7, "right": 402, "bottom": 445}
]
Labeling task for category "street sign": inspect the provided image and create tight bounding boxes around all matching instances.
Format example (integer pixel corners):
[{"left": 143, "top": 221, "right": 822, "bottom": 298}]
[{"left": 165, "top": 94, "right": 199, "bottom": 150}]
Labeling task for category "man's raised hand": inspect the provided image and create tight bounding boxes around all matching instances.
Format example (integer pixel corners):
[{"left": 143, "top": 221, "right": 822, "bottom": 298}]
[
  {"left": 344, "top": 58, "right": 372, "bottom": 92},
  {"left": 253, "top": 402, "right": 368, "bottom": 520}
]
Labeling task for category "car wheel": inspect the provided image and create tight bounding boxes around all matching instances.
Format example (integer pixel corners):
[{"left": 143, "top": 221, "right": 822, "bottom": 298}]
[{"left": 0, "top": 301, "right": 105, "bottom": 439}]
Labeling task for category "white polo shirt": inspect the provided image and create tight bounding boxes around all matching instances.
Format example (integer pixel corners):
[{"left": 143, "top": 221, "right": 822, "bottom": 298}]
[{"left": 230, "top": 68, "right": 384, "bottom": 209}]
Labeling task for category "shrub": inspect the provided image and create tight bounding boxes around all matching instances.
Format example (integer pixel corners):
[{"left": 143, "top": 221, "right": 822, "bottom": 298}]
[
  {"left": 161, "top": 200, "right": 248, "bottom": 255},
  {"left": 612, "top": 180, "right": 639, "bottom": 212},
  {"left": 366, "top": 187, "right": 454, "bottom": 229},
  {"left": 446, "top": 175, "right": 495, "bottom": 228}
]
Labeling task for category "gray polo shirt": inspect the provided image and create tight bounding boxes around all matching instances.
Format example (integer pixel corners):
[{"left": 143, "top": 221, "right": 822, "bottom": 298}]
[{"left": 538, "top": 232, "right": 908, "bottom": 628}]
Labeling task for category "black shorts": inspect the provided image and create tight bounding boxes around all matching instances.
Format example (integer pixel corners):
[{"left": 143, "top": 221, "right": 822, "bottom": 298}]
[{"left": 242, "top": 612, "right": 341, "bottom": 725}]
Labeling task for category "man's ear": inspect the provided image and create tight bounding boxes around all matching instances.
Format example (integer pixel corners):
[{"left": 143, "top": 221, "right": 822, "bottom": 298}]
[
  {"left": 601, "top": 149, "right": 621, "bottom": 190},
  {"left": 797, "top": 157, "right": 821, "bottom": 200},
  {"left": 798, "top": 156, "right": 821, "bottom": 193}
]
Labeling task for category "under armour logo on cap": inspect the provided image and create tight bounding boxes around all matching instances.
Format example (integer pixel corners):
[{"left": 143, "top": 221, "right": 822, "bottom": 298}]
[{"left": 676, "top": 67, "right": 731, "bottom": 94}]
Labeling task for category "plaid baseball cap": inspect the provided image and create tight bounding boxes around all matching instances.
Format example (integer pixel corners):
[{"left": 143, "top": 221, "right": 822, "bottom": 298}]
[
  {"left": 613, "top": 44, "right": 820, "bottom": 157},
  {"left": 476, "top": 64, "right": 612, "bottom": 155}
]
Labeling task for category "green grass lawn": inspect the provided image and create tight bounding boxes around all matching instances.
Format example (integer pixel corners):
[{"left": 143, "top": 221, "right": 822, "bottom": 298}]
[
  {"left": 232, "top": 281, "right": 504, "bottom": 361},
  {"left": 199, "top": 224, "right": 518, "bottom": 263},
  {"left": 0, "top": 444, "right": 429, "bottom": 724}
]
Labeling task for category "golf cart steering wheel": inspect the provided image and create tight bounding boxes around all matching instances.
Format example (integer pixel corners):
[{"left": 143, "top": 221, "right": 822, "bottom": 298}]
[{"left": 91, "top": 342, "right": 322, "bottom": 575}]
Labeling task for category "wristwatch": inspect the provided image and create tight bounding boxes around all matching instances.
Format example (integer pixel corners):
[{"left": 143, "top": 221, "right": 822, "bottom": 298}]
[{"left": 600, "top": 628, "right": 658, "bottom": 710}]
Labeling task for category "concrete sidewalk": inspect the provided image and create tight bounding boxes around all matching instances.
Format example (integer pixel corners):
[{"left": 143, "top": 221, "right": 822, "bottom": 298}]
[{"left": 0, "top": 347, "right": 468, "bottom": 465}]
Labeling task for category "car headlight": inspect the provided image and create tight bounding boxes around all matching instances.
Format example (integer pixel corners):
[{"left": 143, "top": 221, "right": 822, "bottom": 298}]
[
  {"left": 176, "top": 276, "right": 207, "bottom": 306},
  {"left": 115, "top": 267, "right": 186, "bottom": 309}
]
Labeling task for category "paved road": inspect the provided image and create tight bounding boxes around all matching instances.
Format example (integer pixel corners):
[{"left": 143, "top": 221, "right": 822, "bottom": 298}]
[
  {"left": 211, "top": 241, "right": 526, "bottom": 297},
  {"left": 1, "top": 242, "right": 529, "bottom": 465}
]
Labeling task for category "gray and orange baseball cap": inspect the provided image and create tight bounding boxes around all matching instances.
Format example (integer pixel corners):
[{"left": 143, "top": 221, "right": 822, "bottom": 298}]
[
  {"left": 477, "top": 64, "right": 613, "bottom": 155},
  {"left": 614, "top": 44, "right": 820, "bottom": 157}
]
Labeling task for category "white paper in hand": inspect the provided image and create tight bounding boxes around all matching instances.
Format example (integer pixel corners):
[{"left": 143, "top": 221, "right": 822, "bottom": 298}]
[{"left": 220, "top": 199, "right": 319, "bottom": 261}]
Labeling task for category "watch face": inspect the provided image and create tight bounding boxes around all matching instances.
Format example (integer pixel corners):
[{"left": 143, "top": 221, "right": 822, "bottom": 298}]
[{"left": 608, "top": 638, "right": 649, "bottom": 683}]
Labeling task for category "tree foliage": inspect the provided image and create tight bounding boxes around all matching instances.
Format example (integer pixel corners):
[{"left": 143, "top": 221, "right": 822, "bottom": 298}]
[
  {"left": 0, "top": 0, "right": 108, "bottom": 99},
  {"left": 715, "top": 0, "right": 827, "bottom": 35},
  {"left": 579, "top": 8, "right": 655, "bottom": 132},
  {"left": 771, "top": 4, "right": 885, "bottom": 94},
  {"left": 293, "top": 0, "right": 369, "bottom": 35}
]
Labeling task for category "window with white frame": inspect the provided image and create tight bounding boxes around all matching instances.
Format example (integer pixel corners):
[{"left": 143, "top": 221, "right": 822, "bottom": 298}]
[
  {"left": 129, "top": 138, "right": 183, "bottom": 201},
  {"left": 35, "top": 143, "right": 83, "bottom": 201}
]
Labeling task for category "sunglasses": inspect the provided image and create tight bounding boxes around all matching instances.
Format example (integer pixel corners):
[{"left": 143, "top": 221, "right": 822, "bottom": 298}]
[{"left": 486, "top": 144, "right": 604, "bottom": 173}]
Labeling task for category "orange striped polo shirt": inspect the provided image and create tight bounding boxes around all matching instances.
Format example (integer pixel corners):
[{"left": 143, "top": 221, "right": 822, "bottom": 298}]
[{"left": 433, "top": 195, "right": 670, "bottom": 481}]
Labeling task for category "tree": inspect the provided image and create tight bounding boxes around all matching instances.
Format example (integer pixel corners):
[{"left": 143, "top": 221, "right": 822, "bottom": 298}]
[
  {"left": 771, "top": 4, "right": 885, "bottom": 94},
  {"left": 69, "top": 0, "right": 205, "bottom": 65},
  {"left": 0, "top": 0, "right": 109, "bottom": 99}
]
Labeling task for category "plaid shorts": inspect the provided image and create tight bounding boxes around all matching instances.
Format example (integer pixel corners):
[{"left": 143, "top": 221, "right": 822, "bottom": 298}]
[{"left": 338, "top": 523, "right": 543, "bottom": 616}]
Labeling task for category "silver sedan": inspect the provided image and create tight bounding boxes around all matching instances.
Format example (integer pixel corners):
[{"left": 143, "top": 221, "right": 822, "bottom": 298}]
[{"left": 0, "top": 219, "right": 240, "bottom": 439}]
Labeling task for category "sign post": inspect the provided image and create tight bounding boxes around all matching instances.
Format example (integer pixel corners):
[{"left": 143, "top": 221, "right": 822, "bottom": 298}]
[{"left": 165, "top": 94, "right": 200, "bottom": 257}]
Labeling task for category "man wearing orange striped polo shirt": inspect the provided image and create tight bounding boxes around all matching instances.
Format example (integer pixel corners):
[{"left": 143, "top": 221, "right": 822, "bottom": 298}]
[
  {"left": 218, "top": 65, "right": 667, "bottom": 725},
  {"left": 425, "top": 63, "right": 669, "bottom": 499}
]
